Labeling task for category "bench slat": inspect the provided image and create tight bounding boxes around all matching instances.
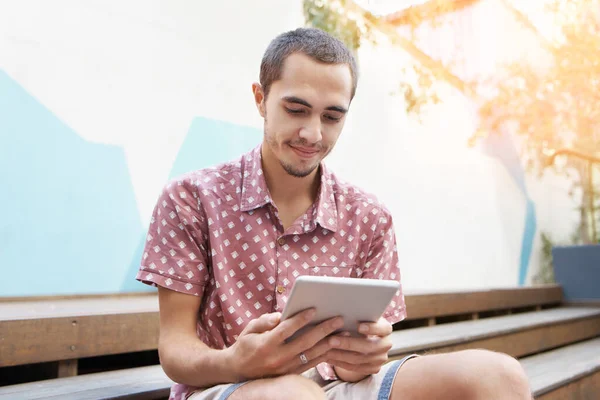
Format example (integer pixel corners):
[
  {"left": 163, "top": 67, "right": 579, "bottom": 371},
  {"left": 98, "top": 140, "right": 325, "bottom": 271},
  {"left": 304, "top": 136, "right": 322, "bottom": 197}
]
[
  {"left": 404, "top": 284, "right": 562, "bottom": 319},
  {"left": 0, "top": 313, "right": 159, "bottom": 367},
  {"left": 521, "top": 337, "right": 600, "bottom": 397},
  {"left": 0, "top": 295, "right": 158, "bottom": 321},
  {"left": 0, "top": 365, "right": 172, "bottom": 400},
  {"left": 0, "top": 285, "right": 564, "bottom": 368},
  {"left": 0, "top": 285, "right": 561, "bottom": 322},
  {"left": 389, "top": 307, "right": 600, "bottom": 357}
]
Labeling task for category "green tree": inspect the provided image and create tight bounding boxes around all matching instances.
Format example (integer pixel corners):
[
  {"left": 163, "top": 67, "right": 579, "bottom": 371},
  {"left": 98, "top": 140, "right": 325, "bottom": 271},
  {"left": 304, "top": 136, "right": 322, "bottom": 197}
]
[
  {"left": 303, "top": 0, "right": 369, "bottom": 52},
  {"left": 304, "top": 0, "right": 600, "bottom": 243},
  {"left": 474, "top": 0, "right": 600, "bottom": 243}
]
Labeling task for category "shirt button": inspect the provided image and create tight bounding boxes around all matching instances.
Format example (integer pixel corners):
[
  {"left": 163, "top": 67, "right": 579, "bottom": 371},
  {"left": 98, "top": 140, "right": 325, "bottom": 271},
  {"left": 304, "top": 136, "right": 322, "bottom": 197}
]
[
  {"left": 276, "top": 285, "right": 285, "bottom": 294},
  {"left": 277, "top": 237, "right": 286, "bottom": 246}
]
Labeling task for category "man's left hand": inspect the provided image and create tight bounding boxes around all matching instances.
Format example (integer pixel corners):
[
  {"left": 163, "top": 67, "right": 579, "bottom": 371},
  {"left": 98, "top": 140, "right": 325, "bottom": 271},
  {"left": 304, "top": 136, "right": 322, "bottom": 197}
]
[{"left": 326, "top": 317, "right": 394, "bottom": 382}]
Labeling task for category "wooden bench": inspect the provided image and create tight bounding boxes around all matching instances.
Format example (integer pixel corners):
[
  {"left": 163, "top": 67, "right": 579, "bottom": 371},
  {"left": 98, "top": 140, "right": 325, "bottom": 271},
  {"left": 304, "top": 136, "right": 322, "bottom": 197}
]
[
  {"left": 522, "top": 337, "right": 600, "bottom": 399},
  {"left": 0, "top": 366, "right": 173, "bottom": 400},
  {"left": 2, "top": 284, "right": 599, "bottom": 399},
  {"left": 0, "top": 285, "right": 562, "bottom": 370},
  {"left": 4, "top": 337, "right": 599, "bottom": 400},
  {"left": 0, "top": 294, "right": 159, "bottom": 371},
  {"left": 402, "top": 284, "right": 563, "bottom": 322},
  {"left": 389, "top": 306, "right": 600, "bottom": 360}
]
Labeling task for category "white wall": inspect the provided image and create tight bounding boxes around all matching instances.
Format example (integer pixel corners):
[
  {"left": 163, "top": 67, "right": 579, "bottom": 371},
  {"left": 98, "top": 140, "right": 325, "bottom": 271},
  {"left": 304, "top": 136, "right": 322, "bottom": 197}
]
[
  {"left": 0, "top": 0, "right": 303, "bottom": 221},
  {"left": 0, "top": 0, "right": 579, "bottom": 295},
  {"left": 327, "top": 0, "right": 580, "bottom": 289}
]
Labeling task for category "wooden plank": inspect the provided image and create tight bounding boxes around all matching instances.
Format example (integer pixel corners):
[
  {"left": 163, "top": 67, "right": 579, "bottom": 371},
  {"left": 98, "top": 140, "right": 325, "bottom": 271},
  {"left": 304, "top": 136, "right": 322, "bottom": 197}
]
[
  {"left": 393, "top": 314, "right": 600, "bottom": 361},
  {"left": 0, "top": 295, "right": 158, "bottom": 321},
  {"left": 0, "top": 365, "right": 172, "bottom": 400},
  {"left": 520, "top": 337, "right": 600, "bottom": 397},
  {"left": 57, "top": 359, "right": 78, "bottom": 378},
  {"left": 0, "top": 286, "right": 562, "bottom": 367},
  {"left": 388, "top": 307, "right": 600, "bottom": 358},
  {"left": 404, "top": 285, "right": 562, "bottom": 320},
  {"left": 536, "top": 371, "right": 600, "bottom": 400},
  {"left": 1, "top": 285, "right": 560, "bottom": 322},
  {"left": 0, "top": 313, "right": 159, "bottom": 367},
  {"left": 0, "top": 292, "right": 157, "bottom": 303},
  {"left": 563, "top": 300, "right": 600, "bottom": 308},
  {"left": 2, "top": 329, "right": 598, "bottom": 400}
]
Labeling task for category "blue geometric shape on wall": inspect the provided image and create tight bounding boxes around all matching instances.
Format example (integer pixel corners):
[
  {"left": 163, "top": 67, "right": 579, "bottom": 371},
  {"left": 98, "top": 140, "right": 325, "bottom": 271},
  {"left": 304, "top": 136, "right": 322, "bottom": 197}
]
[
  {"left": 120, "top": 117, "right": 263, "bottom": 292},
  {"left": 169, "top": 117, "right": 262, "bottom": 179},
  {"left": 520, "top": 199, "right": 537, "bottom": 285},
  {"left": 481, "top": 132, "right": 537, "bottom": 285},
  {"left": 0, "top": 69, "right": 144, "bottom": 296}
]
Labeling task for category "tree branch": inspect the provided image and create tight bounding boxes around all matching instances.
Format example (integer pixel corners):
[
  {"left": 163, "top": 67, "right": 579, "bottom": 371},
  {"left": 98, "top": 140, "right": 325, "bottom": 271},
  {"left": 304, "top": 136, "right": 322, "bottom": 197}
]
[
  {"left": 347, "top": 0, "right": 475, "bottom": 97},
  {"left": 382, "top": 0, "right": 480, "bottom": 26},
  {"left": 498, "top": 0, "right": 556, "bottom": 51}
]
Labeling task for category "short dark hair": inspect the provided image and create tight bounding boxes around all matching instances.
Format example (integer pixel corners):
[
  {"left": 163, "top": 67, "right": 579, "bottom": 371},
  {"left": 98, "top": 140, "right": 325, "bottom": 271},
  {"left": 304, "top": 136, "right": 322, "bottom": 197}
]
[{"left": 259, "top": 27, "right": 358, "bottom": 100}]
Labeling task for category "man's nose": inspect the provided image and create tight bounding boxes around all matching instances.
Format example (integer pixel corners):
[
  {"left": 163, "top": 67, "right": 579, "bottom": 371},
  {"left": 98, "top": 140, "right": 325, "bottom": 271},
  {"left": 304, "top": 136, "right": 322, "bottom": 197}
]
[{"left": 298, "top": 117, "right": 322, "bottom": 144}]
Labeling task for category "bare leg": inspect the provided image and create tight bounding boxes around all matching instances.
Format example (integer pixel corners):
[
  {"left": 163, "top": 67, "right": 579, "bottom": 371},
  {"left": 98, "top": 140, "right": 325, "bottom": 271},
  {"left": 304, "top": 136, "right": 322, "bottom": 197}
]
[
  {"left": 229, "top": 374, "right": 326, "bottom": 400},
  {"left": 390, "top": 350, "right": 532, "bottom": 400}
]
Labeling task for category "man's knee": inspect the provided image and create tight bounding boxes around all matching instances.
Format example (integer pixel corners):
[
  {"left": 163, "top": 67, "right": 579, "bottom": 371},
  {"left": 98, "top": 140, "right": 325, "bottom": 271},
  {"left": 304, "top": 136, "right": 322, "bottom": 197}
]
[
  {"left": 457, "top": 349, "right": 531, "bottom": 399},
  {"left": 275, "top": 374, "right": 326, "bottom": 400},
  {"left": 230, "top": 374, "right": 325, "bottom": 400},
  {"left": 392, "top": 349, "right": 531, "bottom": 400}
]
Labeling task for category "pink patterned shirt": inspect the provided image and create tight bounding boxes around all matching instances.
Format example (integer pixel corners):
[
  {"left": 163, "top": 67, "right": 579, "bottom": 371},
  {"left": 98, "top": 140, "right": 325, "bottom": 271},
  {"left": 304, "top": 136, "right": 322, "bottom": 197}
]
[{"left": 136, "top": 145, "right": 407, "bottom": 399}]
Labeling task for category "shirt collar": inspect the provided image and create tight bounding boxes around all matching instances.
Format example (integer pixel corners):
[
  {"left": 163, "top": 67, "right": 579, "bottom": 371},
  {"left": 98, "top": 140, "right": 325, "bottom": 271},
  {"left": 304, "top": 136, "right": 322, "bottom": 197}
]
[
  {"left": 240, "top": 145, "right": 272, "bottom": 212},
  {"left": 239, "top": 145, "right": 338, "bottom": 233},
  {"left": 313, "top": 163, "right": 338, "bottom": 232}
]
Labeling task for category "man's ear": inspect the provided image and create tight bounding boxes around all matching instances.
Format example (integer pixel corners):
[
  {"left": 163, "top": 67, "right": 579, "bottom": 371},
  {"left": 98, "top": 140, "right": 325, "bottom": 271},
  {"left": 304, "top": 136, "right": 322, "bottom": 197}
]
[{"left": 252, "top": 82, "right": 266, "bottom": 118}]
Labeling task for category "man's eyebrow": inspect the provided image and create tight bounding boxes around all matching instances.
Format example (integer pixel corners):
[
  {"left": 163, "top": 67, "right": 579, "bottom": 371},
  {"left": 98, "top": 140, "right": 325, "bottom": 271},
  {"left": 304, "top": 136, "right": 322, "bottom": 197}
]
[
  {"left": 326, "top": 105, "right": 348, "bottom": 114},
  {"left": 282, "top": 96, "right": 348, "bottom": 114}
]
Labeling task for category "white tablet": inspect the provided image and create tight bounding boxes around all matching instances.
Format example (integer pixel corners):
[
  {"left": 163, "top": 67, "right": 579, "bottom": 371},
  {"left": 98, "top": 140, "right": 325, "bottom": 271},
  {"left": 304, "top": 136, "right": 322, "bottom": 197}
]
[{"left": 280, "top": 275, "right": 400, "bottom": 342}]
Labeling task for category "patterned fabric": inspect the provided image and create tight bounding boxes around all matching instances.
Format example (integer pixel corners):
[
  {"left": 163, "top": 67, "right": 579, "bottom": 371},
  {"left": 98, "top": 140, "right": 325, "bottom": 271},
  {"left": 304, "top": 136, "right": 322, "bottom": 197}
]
[{"left": 136, "top": 145, "right": 407, "bottom": 399}]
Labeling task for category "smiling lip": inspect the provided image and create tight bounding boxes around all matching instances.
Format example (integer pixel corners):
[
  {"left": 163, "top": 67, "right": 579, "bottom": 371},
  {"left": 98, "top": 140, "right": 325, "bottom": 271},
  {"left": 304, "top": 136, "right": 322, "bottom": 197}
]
[{"left": 290, "top": 145, "right": 320, "bottom": 159}]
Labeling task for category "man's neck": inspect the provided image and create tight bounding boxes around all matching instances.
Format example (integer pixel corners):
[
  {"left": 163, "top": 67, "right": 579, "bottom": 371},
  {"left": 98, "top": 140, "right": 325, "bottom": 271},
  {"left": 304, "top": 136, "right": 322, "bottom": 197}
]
[{"left": 260, "top": 142, "right": 320, "bottom": 208}]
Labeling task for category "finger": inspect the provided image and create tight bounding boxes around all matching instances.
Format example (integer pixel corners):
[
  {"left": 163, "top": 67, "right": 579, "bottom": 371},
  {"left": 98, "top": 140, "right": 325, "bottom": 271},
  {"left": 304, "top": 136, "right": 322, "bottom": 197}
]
[
  {"left": 326, "top": 349, "right": 389, "bottom": 366},
  {"left": 295, "top": 333, "right": 340, "bottom": 366},
  {"left": 242, "top": 312, "right": 281, "bottom": 334},
  {"left": 287, "top": 316, "right": 344, "bottom": 355},
  {"left": 358, "top": 318, "right": 393, "bottom": 337},
  {"left": 283, "top": 330, "right": 342, "bottom": 375},
  {"left": 267, "top": 308, "right": 316, "bottom": 344},
  {"left": 328, "top": 360, "right": 384, "bottom": 375},
  {"left": 329, "top": 335, "right": 391, "bottom": 354},
  {"left": 290, "top": 353, "right": 330, "bottom": 375}
]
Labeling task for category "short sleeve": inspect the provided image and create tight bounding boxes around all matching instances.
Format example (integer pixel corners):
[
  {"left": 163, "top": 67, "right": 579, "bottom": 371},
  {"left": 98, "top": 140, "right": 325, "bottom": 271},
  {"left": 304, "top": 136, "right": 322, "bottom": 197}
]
[
  {"left": 362, "top": 207, "right": 407, "bottom": 324},
  {"left": 136, "top": 177, "right": 210, "bottom": 297}
]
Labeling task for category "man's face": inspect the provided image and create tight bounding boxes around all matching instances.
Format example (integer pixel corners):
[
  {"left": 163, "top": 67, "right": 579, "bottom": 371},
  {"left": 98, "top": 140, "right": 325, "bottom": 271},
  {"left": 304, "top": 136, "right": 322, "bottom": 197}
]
[{"left": 254, "top": 53, "right": 353, "bottom": 178}]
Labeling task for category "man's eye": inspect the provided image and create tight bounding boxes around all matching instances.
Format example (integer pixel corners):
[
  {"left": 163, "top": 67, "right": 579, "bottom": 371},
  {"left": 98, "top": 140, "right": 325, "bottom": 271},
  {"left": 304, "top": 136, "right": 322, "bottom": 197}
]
[
  {"left": 285, "top": 108, "right": 304, "bottom": 114},
  {"left": 324, "top": 115, "right": 341, "bottom": 122}
]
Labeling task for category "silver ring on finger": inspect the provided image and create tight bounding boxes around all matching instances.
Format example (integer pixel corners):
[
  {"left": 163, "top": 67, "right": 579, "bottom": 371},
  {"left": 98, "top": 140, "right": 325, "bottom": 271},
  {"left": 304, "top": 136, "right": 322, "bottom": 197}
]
[{"left": 299, "top": 352, "right": 308, "bottom": 365}]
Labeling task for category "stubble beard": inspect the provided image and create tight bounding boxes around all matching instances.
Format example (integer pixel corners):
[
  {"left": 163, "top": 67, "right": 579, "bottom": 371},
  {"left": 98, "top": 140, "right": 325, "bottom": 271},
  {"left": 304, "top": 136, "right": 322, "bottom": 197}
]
[{"left": 264, "top": 126, "right": 321, "bottom": 178}]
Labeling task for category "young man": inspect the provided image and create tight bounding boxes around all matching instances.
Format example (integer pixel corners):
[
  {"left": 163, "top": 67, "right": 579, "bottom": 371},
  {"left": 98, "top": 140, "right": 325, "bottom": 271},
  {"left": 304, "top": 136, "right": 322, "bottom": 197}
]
[{"left": 137, "top": 28, "right": 531, "bottom": 400}]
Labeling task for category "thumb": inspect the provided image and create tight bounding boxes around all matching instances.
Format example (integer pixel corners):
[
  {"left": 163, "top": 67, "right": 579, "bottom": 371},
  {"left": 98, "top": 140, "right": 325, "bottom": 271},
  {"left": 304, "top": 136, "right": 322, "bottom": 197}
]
[{"left": 243, "top": 312, "right": 281, "bottom": 335}]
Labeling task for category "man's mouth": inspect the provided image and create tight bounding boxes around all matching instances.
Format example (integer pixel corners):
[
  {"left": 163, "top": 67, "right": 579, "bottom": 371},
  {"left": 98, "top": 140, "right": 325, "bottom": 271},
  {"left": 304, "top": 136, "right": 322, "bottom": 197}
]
[{"left": 289, "top": 145, "right": 320, "bottom": 159}]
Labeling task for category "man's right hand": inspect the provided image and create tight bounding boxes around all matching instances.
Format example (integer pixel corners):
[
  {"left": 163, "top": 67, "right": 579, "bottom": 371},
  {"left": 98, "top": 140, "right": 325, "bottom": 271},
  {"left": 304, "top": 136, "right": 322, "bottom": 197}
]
[{"left": 226, "top": 309, "right": 344, "bottom": 381}]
